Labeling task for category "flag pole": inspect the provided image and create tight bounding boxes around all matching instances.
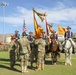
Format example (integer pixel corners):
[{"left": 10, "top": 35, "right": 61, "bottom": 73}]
[
  {"left": 45, "top": 14, "right": 50, "bottom": 45},
  {"left": 32, "top": 8, "right": 36, "bottom": 38}
]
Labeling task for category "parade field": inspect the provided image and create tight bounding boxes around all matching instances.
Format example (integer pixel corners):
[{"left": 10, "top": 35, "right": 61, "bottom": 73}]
[{"left": 0, "top": 52, "right": 76, "bottom": 75}]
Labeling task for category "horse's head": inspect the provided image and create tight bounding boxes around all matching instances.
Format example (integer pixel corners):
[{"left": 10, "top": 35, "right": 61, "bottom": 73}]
[
  {"left": 50, "top": 38, "right": 58, "bottom": 52},
  {"left": 63, "top": 39, "right": 72, "bottom": 51}
]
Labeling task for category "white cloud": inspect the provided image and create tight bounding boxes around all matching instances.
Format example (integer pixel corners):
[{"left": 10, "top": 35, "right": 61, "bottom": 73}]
[{"left": 0, "top": 2, "right": 76, "bottom": 28}]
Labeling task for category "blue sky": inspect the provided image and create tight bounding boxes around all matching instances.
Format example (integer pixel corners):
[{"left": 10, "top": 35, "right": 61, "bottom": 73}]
[{"left": 0, "top": 0, "right": 76, "bottom": 35}]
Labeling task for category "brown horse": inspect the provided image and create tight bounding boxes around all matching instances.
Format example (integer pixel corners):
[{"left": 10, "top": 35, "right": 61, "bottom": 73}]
[{"left": 50, "top": 36, "right": 60, "bottom": 65}]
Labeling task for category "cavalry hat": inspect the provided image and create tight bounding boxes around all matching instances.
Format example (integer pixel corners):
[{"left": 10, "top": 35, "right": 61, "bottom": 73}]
[
  {"left": 22, "top": 32, "right": 27, "bottom": 36},
  {"left": 66, "top": 26, "right": 71, "bottom": 29},
  {"left": 15, "top": 30, "right": 19, "bottom": 32},
  {"left": 29, "top": 31, "right": 33, "bottom": 34}
]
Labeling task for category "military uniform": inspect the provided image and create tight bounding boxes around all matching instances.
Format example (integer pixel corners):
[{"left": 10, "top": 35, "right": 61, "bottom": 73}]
[
  {"left": 30, "top": 40, "right": 38, "bottom": 67},
  {"left": 35, "top": 38, "right": 46, "bottom": 71},
  {"left": 19, "top": 36, "right": 30, "bottom": 73},
  {"left": 15, "top": 40, "right": 21, "bottom": 61},
  {"left": 27, "top": 32, "right": 34, "bottom": 51},
  {"left": 9, "top": 35, "right": 17, "bottom": 69}
]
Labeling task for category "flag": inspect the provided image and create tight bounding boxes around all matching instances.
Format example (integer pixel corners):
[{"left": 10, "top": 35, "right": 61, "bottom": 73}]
[
  {"left": 38, "top": 25, "right": 44, "bottom": 33},
  {"left": 34, "top": 14, "right": 42, "bottom": 39},
  {"left": 46, "top": 20, "right": 50, "bottom": 43},
  {"left": 23, "top": 19, "right": 27, "bottom": 32},
  {"left": 48, "top": 24, "right": 53, "bottom": 34},
  {"left": 46, "top": 20, "right": 50, "bottom": 36},
  {"left": 33, "top": 8, "right": 47, "bottom": 22},
  {"left": 58, "top": 25, "right": 67, "bottom": 34}
]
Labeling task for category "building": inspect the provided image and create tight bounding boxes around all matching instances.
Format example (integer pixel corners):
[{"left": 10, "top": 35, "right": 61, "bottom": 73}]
[{"left": 0, "top": 33, "right": 14, "bottom": 44}]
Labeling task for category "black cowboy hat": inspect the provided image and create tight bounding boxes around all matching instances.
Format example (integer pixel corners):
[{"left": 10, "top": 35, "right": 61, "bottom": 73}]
[{"left": 66, "top": 26, "right": 71, "bottom": 29}]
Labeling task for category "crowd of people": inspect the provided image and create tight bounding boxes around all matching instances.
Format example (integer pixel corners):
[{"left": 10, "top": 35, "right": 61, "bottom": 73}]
[{"left": 8, "top": 26, "right": 76, "bottom": 73}]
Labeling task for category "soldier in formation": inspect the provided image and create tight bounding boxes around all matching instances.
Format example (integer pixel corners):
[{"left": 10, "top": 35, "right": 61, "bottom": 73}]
[
  {"left": 35, "top": 33, "right": 46, "bottom": 71},
  {"left": 19, "top": 33, "right": 31, "bottom": 73},
  {"left": 30, "top": 38, "right": 38, "bottom": 68},
  {"left": 9, "top": 35, "right": 17, "bottom": 69}
]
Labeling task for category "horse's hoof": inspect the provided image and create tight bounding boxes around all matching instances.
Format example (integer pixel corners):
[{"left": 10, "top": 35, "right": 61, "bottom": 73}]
[
  {"left": 69, "top": 64, "right": 72, "bottom": 66},
  {"left": 54, "top": 63, "right": 56, "bottom": 65},
  {"left": 22, "top": 71, "right": 24, "bottom": 73},
  {"left": 65, "top": 63, "right": 67, "bottom": 66}
]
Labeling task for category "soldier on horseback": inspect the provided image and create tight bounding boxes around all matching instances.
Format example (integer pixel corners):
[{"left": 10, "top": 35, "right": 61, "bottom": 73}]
[
  {"left": 64, "top": 26, "right": 75, "bottom": 54},
  {"left": 50, "top": 30, "right": 60, "bottom": 65}
]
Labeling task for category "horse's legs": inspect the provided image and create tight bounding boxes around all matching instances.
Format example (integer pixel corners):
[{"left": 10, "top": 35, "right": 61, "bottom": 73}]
[
  {"left": 51, "top": 52, "right": 53, "bottom": 64},
  {"left": 65, "top": 52, "right": 72, "bottom": 66},
  {"left": 51, "top": 52, "right": 57, "bottom": 65},
  {"left": 65, "top": 52, "right": 69, "bottom": 65},
  {"left": 53, "top": 53, "right": 57, "bottom": 65},
  {"left": 68, "top": 52, "right": 72, "bottom": 66}
]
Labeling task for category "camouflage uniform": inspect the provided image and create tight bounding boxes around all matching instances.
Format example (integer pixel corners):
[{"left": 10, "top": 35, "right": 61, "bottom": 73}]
[
  {"left": 35, "top": 38, "right": 46, "bottom": 71},
  {"left": 15, "top": 40, "right": 20, "bottom": 61},
  {"left": 9, "top": 39, "right": 17, "bottom": 69},
  {"left": 30, "top": 40, "right": 38, "bottom": 67},
  {"left": 19, "top": 36, "right": 30, "bottom": 73}
]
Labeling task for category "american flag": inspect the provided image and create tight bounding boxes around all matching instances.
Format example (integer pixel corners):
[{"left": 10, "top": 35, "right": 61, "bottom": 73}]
[{"left": 23, "top": 19, "right": 27, "bottom": 32}]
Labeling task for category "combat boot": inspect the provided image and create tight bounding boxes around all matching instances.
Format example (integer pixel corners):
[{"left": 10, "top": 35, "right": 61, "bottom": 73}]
[
  {"left": 31, "top": 62, "right": 33, "bottom": 67},
  {"left": 35, "top": 64, "right": 41, "bottom": 71},
  {"left": 24, "top": 66, "right": 28, "bottom": 73}
]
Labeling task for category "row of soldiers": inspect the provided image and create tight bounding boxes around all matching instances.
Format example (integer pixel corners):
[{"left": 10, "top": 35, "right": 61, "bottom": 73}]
[{"left": 9, "top": 31, "right": 47, "bottom": 73}]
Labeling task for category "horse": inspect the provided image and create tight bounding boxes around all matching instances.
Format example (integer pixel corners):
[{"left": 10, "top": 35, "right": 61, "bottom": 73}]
[
  {"left": 49, "top": 36, "right": 60, "bottom": 65},
  {"left": 62, "top": 38, "right": 76, "bottom": 66}
]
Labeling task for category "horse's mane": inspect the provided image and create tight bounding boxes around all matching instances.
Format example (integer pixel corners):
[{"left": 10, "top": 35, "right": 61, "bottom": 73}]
[{"left": 64, "top": 39, "right": 72, "bottom": 49}]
